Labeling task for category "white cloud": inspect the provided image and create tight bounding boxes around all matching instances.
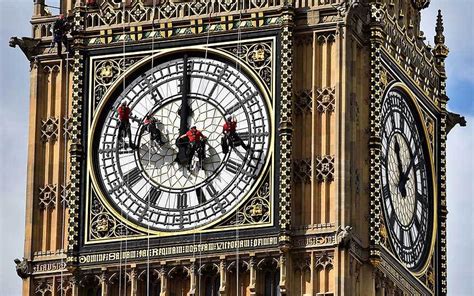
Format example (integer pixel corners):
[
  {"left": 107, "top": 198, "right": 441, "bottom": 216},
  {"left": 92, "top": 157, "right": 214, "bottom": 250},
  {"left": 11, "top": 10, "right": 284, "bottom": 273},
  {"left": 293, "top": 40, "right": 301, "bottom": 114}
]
[{"left": 447, "top": 116, "right": 474, "bottom": 294}]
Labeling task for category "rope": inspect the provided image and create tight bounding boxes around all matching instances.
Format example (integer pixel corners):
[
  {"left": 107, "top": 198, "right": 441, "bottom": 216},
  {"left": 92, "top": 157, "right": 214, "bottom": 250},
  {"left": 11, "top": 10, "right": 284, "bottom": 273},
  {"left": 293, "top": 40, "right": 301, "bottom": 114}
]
[
  {"left": 235, "top": 2, "right": 243, "bottom": 294},
  {"left": 118, "top": 1, "right": 127, "bottom": 295},
  {"left": 146, "top": 1, "right": 158, "bottom": 294}
]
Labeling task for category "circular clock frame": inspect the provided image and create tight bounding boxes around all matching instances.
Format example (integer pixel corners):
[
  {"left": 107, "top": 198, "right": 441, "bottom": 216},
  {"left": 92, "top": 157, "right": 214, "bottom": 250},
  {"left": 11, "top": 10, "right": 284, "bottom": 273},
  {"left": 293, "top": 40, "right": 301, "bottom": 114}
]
[
  {"left": 88, "top": 48, "right": 274, "bottom": 234},
  {"left": 379, "top": 83, "right": 437, "bottom": 274}
]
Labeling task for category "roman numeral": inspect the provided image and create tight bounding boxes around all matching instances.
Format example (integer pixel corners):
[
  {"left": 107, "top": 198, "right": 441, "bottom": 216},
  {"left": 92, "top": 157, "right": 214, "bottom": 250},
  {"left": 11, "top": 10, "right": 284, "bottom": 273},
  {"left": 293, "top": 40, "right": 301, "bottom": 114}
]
[
  {"left": 382, "top": 184, "right": 390, "bottom": 198},
  {"left": 206, "top": 184, "right": 218, "bottom": 197},
  {"left": 195, "top": 187, "right": 207, "bottom": 204},
  {"left": 226, "top": 159, "right": 242, "bottom": 174},
  {"left": 224, "top": 91, "right": 259, "bottom": 115},
  {"left": 148, "top": 187, "right": 162, "bottom": 205},
  {"left": 177, "top": 193, "right": 188, "bottom": 209},
  {"left": 123, "top": 167, "right": 142, "bottom": 187}
]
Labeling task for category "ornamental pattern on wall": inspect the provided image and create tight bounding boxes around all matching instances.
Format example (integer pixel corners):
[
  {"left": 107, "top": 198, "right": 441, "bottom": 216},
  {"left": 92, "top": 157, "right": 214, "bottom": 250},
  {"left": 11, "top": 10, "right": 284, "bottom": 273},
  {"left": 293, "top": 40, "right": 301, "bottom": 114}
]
[
  {"left": 217, "top": 174, "right": 271, "bottom": 227},
  {"left": 220, "top": 41, "right": 273, "bottom": 90},
  {"left": 92, "top": 55, "right": 148, "bottom": 110},
  {"left": 89, "top": 190, "right": 144, "bottom": 240}
]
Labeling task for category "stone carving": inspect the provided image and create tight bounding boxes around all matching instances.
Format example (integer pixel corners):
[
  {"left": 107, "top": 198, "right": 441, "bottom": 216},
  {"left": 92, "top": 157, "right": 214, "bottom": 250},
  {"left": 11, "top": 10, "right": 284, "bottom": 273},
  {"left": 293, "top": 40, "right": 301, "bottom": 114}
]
[
  {"left": 39, "top": 184, "right": 57, "bottom": 209},
  {"left": 63, "top": 116, "right": 73, "bottom": 140},
  {"left": 60, "top": 182, "right": 70, "bottom": 207},
  {"left": 315, "top": 252, "right": 334, "bottom": 269},
  {"left": 411, "top": 0, "right": 430, "bottom": 10},
  {"left": 293, "top": 158, "right": 311, "bottom": 184},
  {"left": 316, "top": 87, "right": 336, "bottom": 113},
  {"left": 9, "top": 37, "right": 40, "bottom": 61},
  {"left": 41, "top": 117, "right": 59, "bottom": 142},
  {"left": 336, "top": 225, "right": 353, "bottom": 248},
  {"left": 14, "top": 258, "right": 30, "bottom": 279},
  {"left": 315, "top": 155, "right": 335, "bottom": 182},
  {"left": 34, "top": 279, "right": 53, "bottom": 295}
]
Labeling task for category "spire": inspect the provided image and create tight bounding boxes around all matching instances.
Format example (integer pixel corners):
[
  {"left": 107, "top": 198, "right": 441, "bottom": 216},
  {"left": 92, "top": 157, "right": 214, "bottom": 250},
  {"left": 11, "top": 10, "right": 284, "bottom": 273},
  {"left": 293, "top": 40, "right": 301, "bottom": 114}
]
[
  {"left": 433, "top": 9, "right": 449, "bottom": 74},
  {"left": 435, "top": 10, "right": 445, "bottom": 46}
]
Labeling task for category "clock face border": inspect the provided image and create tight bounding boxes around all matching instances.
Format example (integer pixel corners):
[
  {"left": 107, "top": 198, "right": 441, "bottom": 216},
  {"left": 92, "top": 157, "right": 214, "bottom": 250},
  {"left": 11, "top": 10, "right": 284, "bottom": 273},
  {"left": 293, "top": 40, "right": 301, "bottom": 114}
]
[
  {"left": 84, "top": 43, "right": 277, "bottom": 242},
  {"left": 379, "top": 83, "right": 438, "bottom": 276}
]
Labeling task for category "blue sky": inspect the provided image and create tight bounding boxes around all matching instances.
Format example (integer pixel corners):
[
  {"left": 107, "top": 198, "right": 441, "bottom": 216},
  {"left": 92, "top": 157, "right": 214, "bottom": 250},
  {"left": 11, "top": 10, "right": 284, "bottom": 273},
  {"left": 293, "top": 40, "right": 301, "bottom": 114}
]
[{"left": 0, "top": 1, "right": 472, "bottom": 295}]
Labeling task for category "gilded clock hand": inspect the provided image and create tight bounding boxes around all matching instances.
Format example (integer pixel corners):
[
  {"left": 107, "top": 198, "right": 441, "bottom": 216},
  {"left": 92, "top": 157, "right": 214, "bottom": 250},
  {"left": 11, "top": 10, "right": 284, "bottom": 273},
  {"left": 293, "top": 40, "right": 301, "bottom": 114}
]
[{"left": 394, "top": 137, "right": 407, "bottom": 198}]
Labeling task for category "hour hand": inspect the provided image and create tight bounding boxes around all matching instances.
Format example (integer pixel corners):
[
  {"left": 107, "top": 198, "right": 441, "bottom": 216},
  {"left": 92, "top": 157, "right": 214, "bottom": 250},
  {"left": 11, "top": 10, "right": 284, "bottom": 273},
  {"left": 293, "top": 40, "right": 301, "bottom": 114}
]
[{"left": 394, "top": 137, "right": 407, "bottom": 197}]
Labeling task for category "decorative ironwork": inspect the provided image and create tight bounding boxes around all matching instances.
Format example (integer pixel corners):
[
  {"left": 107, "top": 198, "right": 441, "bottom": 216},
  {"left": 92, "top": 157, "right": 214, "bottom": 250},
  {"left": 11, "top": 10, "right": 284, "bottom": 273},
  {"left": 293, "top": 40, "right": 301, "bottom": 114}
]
[
  {"left": 278, "top": 13, "right": 294, "bottom": 239},
  {"left": 89, "top": 191, "right": 143, "bottom": 240},
  {"left": 41, "top": 117, "right": 59, "bottom": 142},
  {"left": 220, "top": 41, "right": 273, "bottom": 89},
  {"left": 315, "top": 155, "right": 334, "bottom": 182},
  {"left": 421, "top": 110, "right": 435, "bottom": 152},
  {"left": 92, "top": 55, "right": 147, "bottom": 108},
  {"left": 218, "top": 175, "right": 271, "bottom": 226},
  {"left": 39, "top": 184, "right": 57, "bottom": 209},
  {"left": 316, "top": 87, "right": 336, "bottom": 113}
]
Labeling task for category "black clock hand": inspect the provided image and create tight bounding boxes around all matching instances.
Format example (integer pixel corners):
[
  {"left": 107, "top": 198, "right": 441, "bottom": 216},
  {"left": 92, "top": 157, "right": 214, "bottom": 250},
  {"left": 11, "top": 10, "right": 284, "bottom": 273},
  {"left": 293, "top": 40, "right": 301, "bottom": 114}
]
[
  {"left": 399, "top": 145, "right": 419, "bottom": 192},
  {"left": 179, "top": 55, "right": 191, "bottom": 135},
  {"left": 176, "top": 55, "right": 192, "bottom": 166},
  {"left": 394, "top": 137, "right": 407, "bottom": 198}
]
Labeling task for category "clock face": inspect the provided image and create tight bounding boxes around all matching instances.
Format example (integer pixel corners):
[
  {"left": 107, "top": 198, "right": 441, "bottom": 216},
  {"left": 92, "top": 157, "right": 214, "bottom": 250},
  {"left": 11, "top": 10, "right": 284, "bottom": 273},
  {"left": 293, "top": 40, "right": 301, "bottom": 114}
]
[
  {"left": 91, "top": 55, "right": 272, "bottom": 231},
  {"left": 380, "top": 89, "right": 433, "bottom": 271}
]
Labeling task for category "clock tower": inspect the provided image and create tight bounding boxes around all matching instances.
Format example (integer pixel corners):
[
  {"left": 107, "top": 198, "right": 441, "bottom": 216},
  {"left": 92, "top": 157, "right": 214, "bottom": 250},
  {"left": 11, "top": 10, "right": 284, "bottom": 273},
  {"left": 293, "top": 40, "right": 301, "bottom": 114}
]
[{"left": 12, "top": 0, "right": 464, "bottom": 295}]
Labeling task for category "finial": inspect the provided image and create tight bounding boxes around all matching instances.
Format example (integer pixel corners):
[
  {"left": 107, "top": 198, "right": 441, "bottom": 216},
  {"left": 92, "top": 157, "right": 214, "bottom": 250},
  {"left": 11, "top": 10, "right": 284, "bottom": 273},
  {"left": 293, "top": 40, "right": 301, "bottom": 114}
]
[{"left": 435, "top": 9, "right": 445, "bottom": 45}]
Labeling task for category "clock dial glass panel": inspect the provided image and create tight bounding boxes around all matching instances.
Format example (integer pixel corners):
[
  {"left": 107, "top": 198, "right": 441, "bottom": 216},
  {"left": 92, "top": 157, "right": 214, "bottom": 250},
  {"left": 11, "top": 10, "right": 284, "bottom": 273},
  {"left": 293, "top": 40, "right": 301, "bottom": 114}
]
[
  {"left": 91, "top": 56, "right": 272, "bottom": 231},
  {"left": 380, "top": 89, "right": 433, "bottom": 271}
]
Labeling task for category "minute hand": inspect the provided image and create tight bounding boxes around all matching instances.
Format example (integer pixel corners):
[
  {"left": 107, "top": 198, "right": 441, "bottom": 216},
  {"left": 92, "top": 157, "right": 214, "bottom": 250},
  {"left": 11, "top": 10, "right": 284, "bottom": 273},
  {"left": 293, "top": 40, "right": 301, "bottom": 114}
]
[
  {"left": 400, "top": 154, "right": 416, "bottom": 185},
  {"left": 179, "top": 55, "right": 191, "bottom": 135}
]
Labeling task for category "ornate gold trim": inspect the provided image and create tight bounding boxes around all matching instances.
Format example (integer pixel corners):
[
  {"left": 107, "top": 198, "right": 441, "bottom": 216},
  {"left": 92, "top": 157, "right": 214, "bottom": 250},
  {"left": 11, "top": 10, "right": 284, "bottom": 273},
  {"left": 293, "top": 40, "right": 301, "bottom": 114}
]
[
  {"left": 382, "top": 82, "right": 438, "bottom": 277},
  {"left": 85, "top": 43, "right": 276, "bottom": 242}
]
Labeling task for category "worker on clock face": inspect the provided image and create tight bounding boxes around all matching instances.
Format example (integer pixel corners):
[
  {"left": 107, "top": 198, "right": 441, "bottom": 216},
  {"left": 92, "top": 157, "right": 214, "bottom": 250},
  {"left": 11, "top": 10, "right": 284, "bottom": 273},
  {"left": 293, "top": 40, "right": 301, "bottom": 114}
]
[
  {"left": 178, "top": 126, "right": 207, "bottom": 167},
  {"left": 143, "top": 115, "right": 166, "bottom": 147},
  {"left": 222, "top": 115, "right": 249, "bottom": 154},
  {"left": 117, "top": 101, "right": 135, "bottom": 149}
]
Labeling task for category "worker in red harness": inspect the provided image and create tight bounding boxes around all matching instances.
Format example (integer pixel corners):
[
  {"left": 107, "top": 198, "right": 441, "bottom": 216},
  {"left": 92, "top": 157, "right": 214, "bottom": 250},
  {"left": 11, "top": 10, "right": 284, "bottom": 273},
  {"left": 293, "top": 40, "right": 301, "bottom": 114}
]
[
  {"left": 86, "top": 0, "right": 97, "bottom": 7},
  {"left": 117, "top": 101, "right": 135, "bottom": 149},
  {"left": 179, "top": 126, "right": 207, "bottom": 165},
  {"left": 143, "top": 115, "right": 165, "bottom": 146},
  {"left": 222, "top": 115, "right": 249, "bottom": 154}
]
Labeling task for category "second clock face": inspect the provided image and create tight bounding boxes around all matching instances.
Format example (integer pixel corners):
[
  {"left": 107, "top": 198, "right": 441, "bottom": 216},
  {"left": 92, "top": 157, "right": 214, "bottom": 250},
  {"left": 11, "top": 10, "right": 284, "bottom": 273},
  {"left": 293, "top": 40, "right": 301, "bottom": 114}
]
[
  {"left": 380, "top": 88, "right": 433, "bottom": 271},
  {"left": 91, "top": 54, "right": 272, "bottom": 231}
]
